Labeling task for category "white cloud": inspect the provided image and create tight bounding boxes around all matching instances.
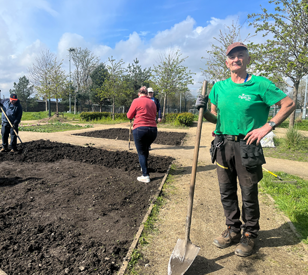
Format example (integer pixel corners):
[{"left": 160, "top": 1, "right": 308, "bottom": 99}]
[{"left": 0, "top": 9, "right": 267, "bottom": 98}]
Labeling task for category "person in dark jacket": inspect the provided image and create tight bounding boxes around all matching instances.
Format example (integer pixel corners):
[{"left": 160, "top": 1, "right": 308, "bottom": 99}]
[
  {"left": 0, "top": 94, "right": 23, "bottom": 152},
  {"left": 148, "top": 87, "right": 162, "bottom": 122}
]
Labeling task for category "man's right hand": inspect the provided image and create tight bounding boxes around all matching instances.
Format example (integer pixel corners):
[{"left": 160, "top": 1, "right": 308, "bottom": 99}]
[{"left": 195, "top": 95, "right": 208, "bottom": 110}]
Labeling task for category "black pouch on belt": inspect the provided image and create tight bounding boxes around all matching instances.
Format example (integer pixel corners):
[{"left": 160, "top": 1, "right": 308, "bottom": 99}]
[
  {"left": 210, "top": 136, "right": 223, "bottom": 163},
  {"left": 240, "top": 139, "right": 266, "bottom": 168}
]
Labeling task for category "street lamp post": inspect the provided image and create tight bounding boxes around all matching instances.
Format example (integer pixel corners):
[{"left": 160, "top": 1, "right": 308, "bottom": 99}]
[
  {"left": 68, "top": 48, "right": 75, "bottom": 113},
  {"left": 48, "top": 82, "right": 51, "bottom": 118},
  {"left": 302, "top": 75, "right": 308, "bottom": 119}
]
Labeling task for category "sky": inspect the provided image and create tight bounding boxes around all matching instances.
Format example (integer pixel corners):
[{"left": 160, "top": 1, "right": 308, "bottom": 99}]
[{"left": 0, "top": 0, "right": 274, "bottom": 98}]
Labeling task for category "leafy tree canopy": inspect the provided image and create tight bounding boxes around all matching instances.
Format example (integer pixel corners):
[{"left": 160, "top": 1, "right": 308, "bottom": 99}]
[
  {"left": 9, "top": 76, "right": 36, "bottom": 111},
  {"left": 248, "top": 0, "right": 308, "bottom": 126}
]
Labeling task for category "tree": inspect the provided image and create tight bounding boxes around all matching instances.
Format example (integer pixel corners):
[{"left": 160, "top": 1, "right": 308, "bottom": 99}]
[
  {"left": 153, "top": 50, "right": 194, "bottom": 118},
  {"left": 71, "top": 48, "right": 99, "bottom": 114},
  {"left": 90, "top": 63, "right": 110, "bottom": 112},
  {"left": 102, "top": 56, "right": 126, "bottom": 119},
  {"left": 202, "top": 19, "right": 254, "bottom": 82},
  {"left": 298, "top": 76, "right": 308, "bottom": 112},
  {"left": 127, "top": 58, "right": 151, "bottom": 92},
  {"left": 248, "top": 0, "right": 308, "bottom": 127},
  {"left": 49, "top": 61, "right": 68, "bottom": 115},
  {"left": 9, "top": 76, "right": 36, "bottom": 112},
  {"left": 28, "top": 49, "right": 55, "bottom": 111}
]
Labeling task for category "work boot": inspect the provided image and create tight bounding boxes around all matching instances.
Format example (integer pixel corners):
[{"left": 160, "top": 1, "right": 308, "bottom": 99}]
[
  {"left": 213, "top": 226, "right": 241, "bottom": 248},
  {"left": 0, "top": 148, "right": 8, "bottom": 153},
  {"left": 137, "top": 175, "right": 150, "bottom": 183},
  {"left": 10, "top": 148, "right": 17, "bottom": 153},
  {"left": 235, "top": 232, "right": 255, "bottom": 257}
]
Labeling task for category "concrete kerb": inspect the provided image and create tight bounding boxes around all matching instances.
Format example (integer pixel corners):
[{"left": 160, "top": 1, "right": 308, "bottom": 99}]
[{"left": 117, "top": 162, "right": 174, "bottom": 275}]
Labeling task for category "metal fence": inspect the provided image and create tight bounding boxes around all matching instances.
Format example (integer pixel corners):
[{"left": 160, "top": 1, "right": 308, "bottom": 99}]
[
  {"left": 186, "top": 108, "right": 305, "bottom": 120},
  {"left": 269, "top": 108, "right": 303, "bottom": 119},
  {"left": 91, "top": 105, "right": 125, "bottom": 113}
]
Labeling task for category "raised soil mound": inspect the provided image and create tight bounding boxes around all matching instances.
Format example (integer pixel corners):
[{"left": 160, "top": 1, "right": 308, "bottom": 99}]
[
  {"left": 73, "top": 128, "right": 186, "bottom": 146},
  {"left": 0, "top": 140, "right": 174, "bottom": 274}
]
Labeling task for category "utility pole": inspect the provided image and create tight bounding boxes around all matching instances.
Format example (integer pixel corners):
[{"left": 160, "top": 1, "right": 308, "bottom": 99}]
[
  {"left": 68, "top": 48, "right": 75, "bottom": 113},
  {"left": 302, "top": 75, "right": 308, "bottom": 120}
]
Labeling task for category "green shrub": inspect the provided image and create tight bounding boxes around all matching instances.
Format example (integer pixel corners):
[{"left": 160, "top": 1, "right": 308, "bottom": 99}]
[
  {"left": 80, "top": 112, "right": 110, "bottom": 121},
  {"left": 164, "top": 113, "right": 178, "bottom": 123},
  {"left": 114, "top": 113, "right": 129, "bottom": 120},
  {"left": 176, "top": 112, "right": 194, "bottom": 126},
  {"left": 285, "top": 127, "right": 304, "bottom": 149}
]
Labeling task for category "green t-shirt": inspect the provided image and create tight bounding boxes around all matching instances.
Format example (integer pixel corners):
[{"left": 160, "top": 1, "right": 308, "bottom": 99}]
[{"left": 209, "top": 75, "right": 287, "bottom": 136}]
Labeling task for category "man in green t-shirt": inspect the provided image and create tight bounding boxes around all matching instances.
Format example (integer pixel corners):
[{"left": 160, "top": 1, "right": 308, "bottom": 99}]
[{"left": 195, "top": 42, "right": 295, "bottom": 257}]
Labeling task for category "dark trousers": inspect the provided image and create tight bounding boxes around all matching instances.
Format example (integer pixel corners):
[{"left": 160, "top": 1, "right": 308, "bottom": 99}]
[
  {"left": 133, "top": 127, "right": 157, "bottom": 176},
  {"left": 215, "top": 136, "right": 263, "bottom": 237},
  {"left": 1, "top": 123, "right": 18, "bottom": 150}
]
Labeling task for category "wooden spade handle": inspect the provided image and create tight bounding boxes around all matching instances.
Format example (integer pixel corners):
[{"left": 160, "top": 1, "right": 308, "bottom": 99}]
[{"left": 185, "top": 80, "right": 207, "bottom": 243}]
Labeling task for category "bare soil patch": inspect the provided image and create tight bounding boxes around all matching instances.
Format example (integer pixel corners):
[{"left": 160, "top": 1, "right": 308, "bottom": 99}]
[
  {"left": 73, "top": 128, "right": 186, "bottom": 146},
  {"left": 0, "top": 140, "right": 173, "bottom": 274}
]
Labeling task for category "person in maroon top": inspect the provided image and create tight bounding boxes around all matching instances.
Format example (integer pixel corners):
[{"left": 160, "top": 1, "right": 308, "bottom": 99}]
[{"left": 127, "top": 86, "right": 157, "bottom": 183}]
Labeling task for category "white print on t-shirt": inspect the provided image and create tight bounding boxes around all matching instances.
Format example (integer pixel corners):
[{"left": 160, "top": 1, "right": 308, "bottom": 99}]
[{"left": 238, "top": 94, "right": 251, "bottom": 101}]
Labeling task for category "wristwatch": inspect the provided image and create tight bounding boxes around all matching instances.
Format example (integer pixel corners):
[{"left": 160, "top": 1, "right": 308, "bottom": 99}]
[{"left": 268, "top": 121, "right": 276, "bottom": 130}]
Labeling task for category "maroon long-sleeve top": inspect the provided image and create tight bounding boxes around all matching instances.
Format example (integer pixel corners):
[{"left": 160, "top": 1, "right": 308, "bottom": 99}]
[{"left": 127, "top": 96, "right": 157, "bottom": 130}]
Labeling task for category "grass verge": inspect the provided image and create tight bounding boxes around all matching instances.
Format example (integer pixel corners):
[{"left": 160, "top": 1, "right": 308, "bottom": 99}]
[
  {"left": 277, "top": 119, "right": 308, "bottom": 131},
  {"left": 260, "top": 171, "right": 308, "bottom": 245},
  {"left": 127, "top": 164, "right": 177, "bottom": 274},
  {"left": 263, "top": 136, "right": 308, "bottom": 162},
  {"left": 19, "top": 122, "right": 93, "bottom": 133}
]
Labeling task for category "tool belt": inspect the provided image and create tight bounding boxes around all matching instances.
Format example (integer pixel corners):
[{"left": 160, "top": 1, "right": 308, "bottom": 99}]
[
  {"left": 239, "top": 139, "right": 266, "bottom": 168},
  {"left": 210, "top": 136, "right": 223, "bottom": 163},
  {"left": 210, "top": 135, "right": 266, "bottom": 168},
  {"left": 223, "top": 134, "right": 245, "bottom": 142}
]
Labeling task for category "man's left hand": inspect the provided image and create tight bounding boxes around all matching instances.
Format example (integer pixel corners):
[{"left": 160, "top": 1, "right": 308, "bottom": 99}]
[
  {"left": 195, "top": 95, "right": 208, "bottom": 110},
  {"left": 158, "top": 118, "right": 162, "bottom": 123},
  {"left": 244, "top": 124, "right": 272, "bottom": 145}
]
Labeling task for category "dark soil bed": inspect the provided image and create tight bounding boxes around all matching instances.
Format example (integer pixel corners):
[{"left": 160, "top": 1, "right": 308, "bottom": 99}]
[
  {"left": 73, "top": 128, "right": 186, "bottom": 146},
  {"left": 0, "top": 140, "right": 174, "bottom": 275}
]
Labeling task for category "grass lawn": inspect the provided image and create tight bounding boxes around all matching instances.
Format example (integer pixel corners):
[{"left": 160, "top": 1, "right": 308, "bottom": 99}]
[
  {"left": 263, "top": 136, "right": 308, "bottom": 162},
  {"left": 19, "top": 122, "right": 93, "bottom": 133},
  {"left": 277, "top": 119, "right": 308, "bottom": 131},
  {"left": 260, "top": 172, "right": 308, "bottom": 245}
]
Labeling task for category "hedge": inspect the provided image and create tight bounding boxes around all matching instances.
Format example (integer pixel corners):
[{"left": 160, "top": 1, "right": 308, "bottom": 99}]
[
  {"left": 80, "top": 112, "right": 129, "bottom": 121},
  {"left": 80, "top": 112, "right": 110, "bottom": 121}
]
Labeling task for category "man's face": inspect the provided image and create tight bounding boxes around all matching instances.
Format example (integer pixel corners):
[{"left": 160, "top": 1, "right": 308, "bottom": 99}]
[
  {"left": 10, "top": 99, "right": 17, "bottom": 104},
  {"left": 148, "top": 92, "right": 154, "bottom": 97},
  {"left": 225, "top": 49, "right": 251, "bottom": 73}
]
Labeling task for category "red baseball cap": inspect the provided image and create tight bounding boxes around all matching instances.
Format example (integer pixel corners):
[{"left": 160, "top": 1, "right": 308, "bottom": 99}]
[
  {"left": 226, "top": 42, "right": 247, "bottom": 56},
  {"left": 10, "top": 94, "right": 18, "bottom": 101}
]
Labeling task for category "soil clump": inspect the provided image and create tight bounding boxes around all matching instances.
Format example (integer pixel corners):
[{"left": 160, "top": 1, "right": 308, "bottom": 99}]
[
  {"left": 0, "top": 140, "right": 173, "bottom": 274},
  {"left": 73, "top": 128, "right": 186, "bottom": 146}
]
